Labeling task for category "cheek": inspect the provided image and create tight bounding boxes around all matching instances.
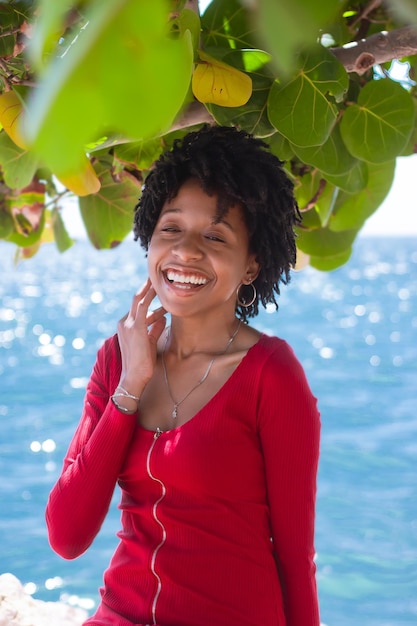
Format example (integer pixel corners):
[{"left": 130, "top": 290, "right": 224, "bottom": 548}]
[{"left": 146, "top": 242, "right": 157, "bottom": 276}]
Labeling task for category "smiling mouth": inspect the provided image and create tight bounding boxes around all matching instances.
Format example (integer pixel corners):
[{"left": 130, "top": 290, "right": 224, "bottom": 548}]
[{"left": 165, "top": 270, "right": 208, "bottom": 287}]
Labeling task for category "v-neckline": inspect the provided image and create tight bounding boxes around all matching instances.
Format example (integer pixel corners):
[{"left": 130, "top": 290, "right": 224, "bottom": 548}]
[{"left": 136, "top": 333, "right": 266, "bottom": 436}]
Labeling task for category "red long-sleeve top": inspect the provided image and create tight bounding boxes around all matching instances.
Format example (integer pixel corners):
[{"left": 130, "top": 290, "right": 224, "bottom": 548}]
[{"left": 46, "top": 333, "right": 320, "bottom": 626}]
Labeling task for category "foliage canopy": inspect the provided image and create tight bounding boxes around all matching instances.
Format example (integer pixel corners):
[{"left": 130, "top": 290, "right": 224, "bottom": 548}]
[{"left": 0, "top": 0, "right": 416, "bottom": 269}]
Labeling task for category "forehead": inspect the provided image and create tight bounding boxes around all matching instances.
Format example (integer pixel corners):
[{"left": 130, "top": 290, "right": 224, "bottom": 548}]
[{"left": 161, "top": 178, "right": 245, "bottom": 223}]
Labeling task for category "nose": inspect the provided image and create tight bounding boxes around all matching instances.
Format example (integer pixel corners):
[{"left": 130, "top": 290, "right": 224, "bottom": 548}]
[{"left": 172, "top": 232, "right": 204, "bottom": 261}]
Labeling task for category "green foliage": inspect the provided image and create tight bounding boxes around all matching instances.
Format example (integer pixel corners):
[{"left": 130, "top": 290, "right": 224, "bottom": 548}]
[
  {"left": 78, "top": 159, "right": 141, "bottom": 249},
  {"left": 23, "top": 0, "right": 194, "bottom": 173},
  {"left": 0, "top": 0, "right": 416, "bottom": 270},
  {"left": 340, "top": 79, "right": 414, "bottom": 163}
]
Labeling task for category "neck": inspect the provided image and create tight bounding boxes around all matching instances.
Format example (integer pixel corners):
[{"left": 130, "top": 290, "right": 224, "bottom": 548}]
[{"left": 165, "top": 314, "right": 241, "bottom": 359}]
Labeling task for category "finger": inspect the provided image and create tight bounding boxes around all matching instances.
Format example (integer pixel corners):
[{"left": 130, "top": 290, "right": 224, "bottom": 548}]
[
  {"left": 135, "top": 277, "right": 151, "bottom": 298},
  {"left": 148, "top": 316, "right": 167, "bottom": 345},
  {"left": 128, "top": 279, "right": 153, "bottom": 318},
  {"left": 146, "top": 306, "right": 166, "bottom": 327}
]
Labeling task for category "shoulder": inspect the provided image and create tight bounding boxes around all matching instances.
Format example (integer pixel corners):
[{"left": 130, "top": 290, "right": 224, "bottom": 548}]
[
  {"left": 252, "top": 334, "right": 316, "bottom": 396},
  {"left": 252, "top": 334, "right": 301, "bottom": 371},
  {"left": 97, "top": 333, "right": 121, "bottom": 363},
  {"left": 253, "top": 335, "right": 320, "bottom": 428}
]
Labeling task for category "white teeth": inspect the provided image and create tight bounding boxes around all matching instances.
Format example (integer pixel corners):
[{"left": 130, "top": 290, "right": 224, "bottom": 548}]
[{"left": 166, "top": 270, "right": 207, "bottom": 285}]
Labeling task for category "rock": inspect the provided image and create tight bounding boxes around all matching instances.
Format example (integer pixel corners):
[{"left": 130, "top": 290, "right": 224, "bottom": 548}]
[{"left": 0, "top": 573, "right": 88, "bottom": 626}]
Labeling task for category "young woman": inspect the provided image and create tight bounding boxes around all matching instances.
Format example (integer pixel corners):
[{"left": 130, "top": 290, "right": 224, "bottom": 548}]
[{"left": 46, "top": 125, "right": 321, "bottom": 626}]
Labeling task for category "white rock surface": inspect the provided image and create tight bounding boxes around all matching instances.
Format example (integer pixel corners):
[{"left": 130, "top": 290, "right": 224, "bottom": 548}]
[{"left": 0, "top": 574, "right": 88, "bottom": 626}]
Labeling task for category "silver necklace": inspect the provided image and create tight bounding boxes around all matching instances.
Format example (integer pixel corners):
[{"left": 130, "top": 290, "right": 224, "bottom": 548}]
[{"left": 161, "top": 319, "right": 241, "bottom": 420}]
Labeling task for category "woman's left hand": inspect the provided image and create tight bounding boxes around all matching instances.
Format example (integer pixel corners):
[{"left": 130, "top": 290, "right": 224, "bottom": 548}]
[{"left": 117, "top": 278, "right": 167, "bottom": 398}]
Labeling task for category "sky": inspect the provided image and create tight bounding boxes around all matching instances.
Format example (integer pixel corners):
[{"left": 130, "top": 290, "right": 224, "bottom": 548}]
[{"left": 359, "top": 153, "right": 417, "bottom": 236}]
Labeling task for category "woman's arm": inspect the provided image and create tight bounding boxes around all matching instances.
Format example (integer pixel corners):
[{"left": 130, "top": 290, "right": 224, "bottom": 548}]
[
  {"left": 45, "top": 336, "right": 137, "bottom": 559},
  {"left": 258, "top": 341, "right": 321, "bottom": 626},
  {"left": 46, "top": 281, "right": 167, "bottom": 559}
]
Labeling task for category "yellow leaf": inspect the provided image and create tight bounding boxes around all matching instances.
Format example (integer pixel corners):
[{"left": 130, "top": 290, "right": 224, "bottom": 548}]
[
  {"left": 192, "top": 50, "right": 252, "bottom": 108},
  {"left": 0, "top": 90, "right": 28, "bottom": 150},
  {"left": 55, "top": 155, "right": 101, "bottom": 196}
]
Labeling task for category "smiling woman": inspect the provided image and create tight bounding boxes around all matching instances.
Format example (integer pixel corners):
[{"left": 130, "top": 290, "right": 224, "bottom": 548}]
[
  {"left": 45, "top": 125, "right": 321, "bottom": 626},
  {"left": 146, "top": 179, "right": 259, "bottom": 323}
]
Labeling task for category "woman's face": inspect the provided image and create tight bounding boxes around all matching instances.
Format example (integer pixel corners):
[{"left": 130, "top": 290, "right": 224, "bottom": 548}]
[{"left": 147, "top": 178, "right": 259, "bottom": 319}]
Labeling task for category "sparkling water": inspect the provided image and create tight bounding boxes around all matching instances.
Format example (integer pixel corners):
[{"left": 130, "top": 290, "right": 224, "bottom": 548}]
[{"left": 1, "top": 236, "right": 416, "bottom": 625}]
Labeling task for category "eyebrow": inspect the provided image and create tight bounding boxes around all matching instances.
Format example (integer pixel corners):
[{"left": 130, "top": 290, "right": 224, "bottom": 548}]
[{"left": 160, "top": 207, "right": 236, "bottom": 232}]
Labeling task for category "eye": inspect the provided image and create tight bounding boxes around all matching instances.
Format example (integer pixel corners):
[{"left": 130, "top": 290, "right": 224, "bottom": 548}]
[
  {"left": 205, "top": 233, "right": 225, "bottom": 243},
  {"left": 160, "top": 225, "right": 180, "bottom": 233}
]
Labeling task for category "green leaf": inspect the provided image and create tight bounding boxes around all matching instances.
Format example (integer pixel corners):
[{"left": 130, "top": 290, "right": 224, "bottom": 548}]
[
  {"left": 329, "top": 160, "right": 396, "bottom": 231},
  {"left": 206, "top": 49, "right": 276, "bottom": 137},
  {"left": 293, "top": 122, "right": 358, "bottom": 175},
  {"left": 201, "top": 0, "right": 256, "bottom": 50},
  {"left": 176, "top": 8, "right": 201, "bottom": 53},
  {"left": 52, "top": 208, "right": 74, "bottom": 253},
  {"left": 386, "top": 0, "right": 417, "bottom": 25},
  {"left": 6, "top": 205, "right": 46, "bottom": 247},
  {"left": 23, "top": 0, "right": 194, "bottom": 174},
  {"left": 309, "top": 246, "right": 353, "bottom": 271},
  {"left": 400, "top": 97, "right": 417, "bottom": 156},
  {"left": 113, "top": 138, "right": 164, "bottom": 171},
  {"left": 295, "top": 224, "right": 358, "bottom": 257},
  {"left": 294, "top": 169, "right": 336, "bottom": 226},
  {"left": 78, "top": 160, "right": 140, "bottom": 249},
  {"left": 265, "top": 132, "right": 294, "bottom": 161},
  {"left": 323, "top": 160, "right": 368, "bottom": 194},
  {"left": 340, "top": 79, "right": 415, "bottom": 163},
  {"left": 254, "top": 0, "right": 341, "bottom": 75},
  {"left": 268, "top": 45, "right": 348, "bottom": 147},
  {"left": 26, "top": 0, "right": 84, "bottom": 71},
  {"left": 0, "top": 132, "right": 40, "bottom": 189}
]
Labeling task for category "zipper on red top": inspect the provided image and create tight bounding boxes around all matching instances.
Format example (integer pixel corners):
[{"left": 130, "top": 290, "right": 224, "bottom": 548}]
[{"left": 146, "top": 427, "right": 167, "bottom": 625}]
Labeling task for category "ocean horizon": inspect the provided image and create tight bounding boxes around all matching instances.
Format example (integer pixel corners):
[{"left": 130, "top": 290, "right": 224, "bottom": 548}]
[{"left": 1, "top": 234, "right": 416, "bottom": 626}]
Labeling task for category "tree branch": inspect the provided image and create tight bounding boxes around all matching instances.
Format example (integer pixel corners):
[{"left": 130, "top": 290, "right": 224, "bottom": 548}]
[
  {"left": 330, "top": 25, "right": 417, "bottom": 74},
  {"left": 170, "top": 101, "right": 215, "bottom": 132}
]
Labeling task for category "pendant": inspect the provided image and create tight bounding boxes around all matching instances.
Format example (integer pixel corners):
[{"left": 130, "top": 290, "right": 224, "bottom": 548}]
[{"left": 172, "top": 405, "right": 178, "bottom": 419}]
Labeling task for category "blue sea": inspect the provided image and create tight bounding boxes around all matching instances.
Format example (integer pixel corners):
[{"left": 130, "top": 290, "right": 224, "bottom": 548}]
[{"left": 1, "top": 235, "right": 416, "bottom": 626}]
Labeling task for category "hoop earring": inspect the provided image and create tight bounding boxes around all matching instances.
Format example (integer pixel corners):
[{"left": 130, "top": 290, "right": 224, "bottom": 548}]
[{"left": 237, "top": 282, "right": 257, "bottom": 307}]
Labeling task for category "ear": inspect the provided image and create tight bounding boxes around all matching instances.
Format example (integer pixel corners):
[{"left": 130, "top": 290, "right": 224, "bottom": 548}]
[{"left": 244, "top": 254, "right": 260, "bottom": 284}]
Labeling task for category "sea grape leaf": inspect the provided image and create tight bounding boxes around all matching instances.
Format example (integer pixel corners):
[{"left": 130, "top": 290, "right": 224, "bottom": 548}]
[
  {"left": 22, "top": 0, "right": 193, "bottom": 174},
  {"left": 206, "top": 49, "right": 275, "bottom": 136},
  {"left": 323, "top": 160, "right": 368, "bottom": 194},
  {"left": 295, "top": 224, "right": 358, "bottom": 257},
  {"left": 0, "top": 1, "right": 31, "bottom": 56},
  {"left": 294, "top": 170, "right": 337, "bottom": 226},
  {"left": 329, "top": 160, "right": 396, "bottom": 231},
  {"left": 26, "top": 0, "right": 84, "bottom": 71},
  {"left": 386, "top": 0, "right": 417, "bottom": 25},
  {"left": 192, "top": 49, "right": 253, "bottom": 107},
  {"left": 113, "top": 138, "right": 164, "bottom": 171},
  {"left": 254, "top": 0, "right": 341, "bottom": 75},
  {"left": 340, "top": 79, "right": 414, "bottom": 163},
  {"left": 265, "top": 132, "right": 295, "bottom": 161},
  {"left": 0, "top": 132, "right": 39, "bottom": 189},
  {"left": 293, "top": 122, "right": 358, "bottom": 176},
  {"left": 268, "top": 45, "right": 348, "bottom": 147},
  {"left": 6, "top": 183, "right": 46, "bottom": 247},
  {"left": 201, "top": 0, "right": 256, "bottom": 50},
  {"left": 51, "top": 207, "right": 74, "bottom": 253},
  {"left": 176, "top": 8, "right": 201, "bottom": 53},
  {"left": 78, "top": 160, "right": 140, "bottom": 249},
  {"left": 309, "top": 246, "right": 353, "bottom": 271},
  {"left": 400, "top": 97, "right": 417, "bottom": 156}
]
